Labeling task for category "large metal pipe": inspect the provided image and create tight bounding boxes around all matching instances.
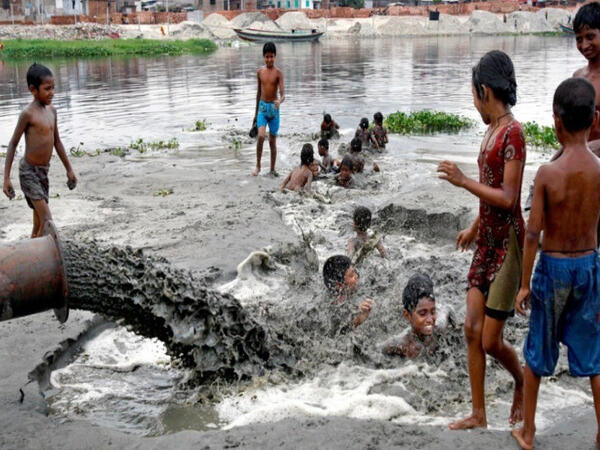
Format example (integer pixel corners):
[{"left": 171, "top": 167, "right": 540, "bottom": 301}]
[{"left": 0, "top": 221, "right": 69, "bottom": 323}]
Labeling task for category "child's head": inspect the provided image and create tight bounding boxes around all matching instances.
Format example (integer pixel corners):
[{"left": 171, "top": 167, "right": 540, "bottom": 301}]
[
  {"left": 359, "top": 117, "right": 369, "bottom": 130},
  {"left": 263, "top": 42, "right": 276, "bottom": 67},
  {"left": 353, "top": 206, "right": 372, "bottom": 233},
  {"left": 323, "top": 255, "right": 358, "bottom": 293},
  {"left": 318, "top": 138, "right": 329, "bottom": 156},
  {"left": 309, "top": 159, "right": 320, "bottom": 177},
  {"left": 553, "top": 77, "right": 597, "bottom": 138},
  {"left": 374, "top": 112, "right": 383, "bottom": 126},
  {"left": 26, "top": 63, "right": 54, "bottom": 104},
  {"left": 472, "top": 50, "right": 517, "bottom": 123},
  {"left": 574, "top": 3, "right": 600, "bottom": 61},
  {"left": 324, "top": 113, "right": 332, "bottom": 124},
  {"left": 339, "top": 155, "right": 354, "bottom": 180},
  {"left": 402, "top": 273, "right": 436, "bottom": 337},
  {"left": 301, "top": 143, "right": 314, "bottom": 167},
  {"left": 350, "top": 137, "right": 362, "bottom": 153}
]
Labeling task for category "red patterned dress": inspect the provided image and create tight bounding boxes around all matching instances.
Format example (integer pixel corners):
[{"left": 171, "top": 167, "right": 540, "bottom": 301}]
[{"left": 467, "top": 120, "right": 526, "bottom": 294}]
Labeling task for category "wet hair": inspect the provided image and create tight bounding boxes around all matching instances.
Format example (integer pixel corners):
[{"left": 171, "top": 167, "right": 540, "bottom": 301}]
[
  {"left": 26, "top": 63, "right": 53, "bottom": 89},
  {"left": 350, "top": 137, "right": 362, "bottom": 153},
  {"left": 323, "top": 255, "right": 352, "bottom": 292},
  {"left": 318, "top": 138, "right": 329, "bottom": 150},
  {"left": 359, "top": 117, "right": 369, "bottom": 129},
  {"left": 340, "top": 155, "right": 354, "bottom": 171},
  {"left": 402, "top": 273, "right": 435, "bottom": 313},
  {"left": 574, "top": 2, "right": 600, "bottom": 33},
  {"left": 353, "top": 206, "right": 372, "bottom": 232},
  {"left": 301, "top": 143, "right": 314, "bottom": 166},
  {"left": 553, "top": 77, "right": 596, "bottom": 132},
  {"left": 263, "top": 42, "right": 276, "bottom": 56},
  {"left": 374, "top": 112, "right": 383, "bottom": 125},
  {"left": 324, "top": 113, "right": 332, "bottom": 124},
  {"left": 472, "top": 50, "right": 517, "bottom": 106}
]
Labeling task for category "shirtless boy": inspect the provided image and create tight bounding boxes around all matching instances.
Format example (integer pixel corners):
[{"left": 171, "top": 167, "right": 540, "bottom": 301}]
[
  {"left": 3, "top": 63, "right": 77, "bottom": 238},
  {"left": 252, "top": 42, "right": 285, "bottom": 176},
  {"left": 281, "top": 144, "right": 314, "bottom": 192},
  {"left": 348, "top": 206, "right": 386, "bottom": 259},
  {"left": 512, "top": 78, "right": 600, "bottom": 450}
]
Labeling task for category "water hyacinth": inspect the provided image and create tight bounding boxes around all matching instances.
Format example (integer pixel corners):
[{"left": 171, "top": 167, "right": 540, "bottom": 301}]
[
  {"left": 384, "top": 110, "right": 475, "bottom": 134},
  {"left": 522, "top": 121, "right": 560, "bottom": 150}
]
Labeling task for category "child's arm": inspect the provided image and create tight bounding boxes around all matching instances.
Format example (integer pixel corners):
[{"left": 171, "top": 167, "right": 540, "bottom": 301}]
[
  {"left": 3, "top": 110, "right": 30, "bottom": 199},
  {"left": 52, "top": 108, "right": 77, "bottom": 186},
  {"left": 254, "top": 70, "right": 261, "bottom": 122},
  {"left": 334, "top": 120, "right": 339, "bottom": 130},
  {"left": 275, "top": 69, "right": 285, "bottom": 109},
  {"left": 370, "top": 132, "right": 379, "bottom": 150},
  {"left": 376, "top": 239, "right": 386, "bottom": 258},
  {"left": 281, "top": 172, "right": 292, "bottom": 191},
  {"left": 304, "top": 171, "right": 313, "bottom": 191},
  {"left": 384, "top": 128, "right": 389, "bottom": 144},
  {"left": 456, "top": 215, "right": 479, "bottom": 251},
  {"left": 352, "top": 298, "right": 373, "bottom": 327},
  {"left": 347, "top": 238, "right": 356, "bottom": 256},
  {"left": 516, "top": 169, "right": 546, "bottom": 315}
]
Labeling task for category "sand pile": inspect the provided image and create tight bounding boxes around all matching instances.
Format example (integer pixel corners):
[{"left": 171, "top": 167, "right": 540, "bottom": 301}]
[
  {"left": 231, "top": 11, "right": 273, "bottom": 29},
  {"left": 507, "top": 11, "right": 553, "bottom": 34},
  {"left": 423, "top": 14, "right": 466, "bottom": 35},
  {"left": 466, "top": 10, "right": 508, "bottom": 34},
  {"left": 377, "top": 16, "right": 426, "bottom": 36},
  {"left": 0, "top": 23, "right": 121, "bottom": 40},
  {"left": 201, "top": 13, "right": 236, "bottom": 39},
  {"left": 246, "top": 20, "right": 281, "bottom": 32},
  {"left": 276, "top": 11, "right": 313, "bottom": 31},
  {"left": 536, "top": 7, "right": 572, "bottom": 31},
  {"left": 169, "top": 21, "right": 213, "bottom": 39}
]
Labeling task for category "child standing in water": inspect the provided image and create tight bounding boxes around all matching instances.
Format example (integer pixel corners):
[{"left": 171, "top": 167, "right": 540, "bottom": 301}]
[
  {"left": 3, "top": 63, "right": 78, "bottom": 237},
  {"left": 281, "top": 144, "right": 314, "bottom": 192},
  {"left": 348, "top": 206, "right": 386, "bottom": 259},
  {"left": 371, "top": 112, "right": 389, "bottom": 150},
  {"left": 437, "top": 50, "right": 525, "bottom": 430},
  {"left": 321, "top": 113, "right": 340, "bottom": 140},
  {"left": 355, "top": 118, "right": 379, "bottom": 151},
  {"left": 252, "top": 42, "right": 285, "bottom": 177},
  {"left": 512, "top": 78, "right": 600, "bottom": 450}
]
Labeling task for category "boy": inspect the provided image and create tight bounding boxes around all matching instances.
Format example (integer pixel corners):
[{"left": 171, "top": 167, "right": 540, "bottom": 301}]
[
  {"left": 321, "top": 113, "right": 340, "bottom": 140},
  {"left": 355, "top": 118, "right": 379, "bottom": 151},
  {"left": 335, "top": 156, "right": 354, "bottom": 188},
  {"left": 512, "top": 78, "right": 600, "bottom": 450},
  {"left": 349, "top": 138, "right": 380, "bottom": 174},
  {"left": 348, "top": 206, "right": 386, "bottom": 259},
  {"left": 3, "top": 63, "right": 77, "bottom": 238},
  {"left": 318, "top": 138, "right": 339, "bottom": 173},
  {"left": 323, "top": 254, "right": 373, "bottom": 328},
  {"left": 372, "top": 112, "right": 389, "bottom": 150},
  {"left": 281, "top": 144, "right": 314, "bottom": 192},
  {"left": 252, "top": 42, "right": 285, "bottom": 177},
  {"left": 382, "top": 273, "right": 455, "bottom": 358}
]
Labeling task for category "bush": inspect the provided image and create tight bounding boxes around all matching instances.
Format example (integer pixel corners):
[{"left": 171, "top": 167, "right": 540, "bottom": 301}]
[{"left": 384, "top": 110, "right": 474, "bottom": 134}]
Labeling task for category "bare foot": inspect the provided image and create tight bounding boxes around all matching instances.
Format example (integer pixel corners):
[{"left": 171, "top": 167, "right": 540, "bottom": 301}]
[
  {"left": 511, "top": 427, "right": 534, "bottom": 450},
  {"left": 509, "top": 383, "right": 524, "bottom": 425},
  {"left": 252, "top": 167, "right": 260, "bottom": 176},
  {"left": 269, "top": 170, "right": 279, "bottom": 177},
  {"left": 448, "top": 414, "right": 487, "bottom": 430}
]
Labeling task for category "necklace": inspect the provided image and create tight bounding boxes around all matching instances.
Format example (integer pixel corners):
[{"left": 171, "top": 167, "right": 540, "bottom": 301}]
[{"left": 482, "top": 111, "right": 513, "bottom": 151}]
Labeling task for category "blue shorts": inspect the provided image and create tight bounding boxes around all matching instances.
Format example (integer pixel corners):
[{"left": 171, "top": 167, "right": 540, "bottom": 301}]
[
  {"left": 524, "top": 251, "right": 600, "bottom": 377},
  {"left": 256, "top": 100, "right": 280, "bottom": 137}
]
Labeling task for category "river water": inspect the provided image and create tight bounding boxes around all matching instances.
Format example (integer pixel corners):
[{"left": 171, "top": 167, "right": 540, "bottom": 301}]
[{"left": 0, "top": 36, "right": 594, "bottom": 437}]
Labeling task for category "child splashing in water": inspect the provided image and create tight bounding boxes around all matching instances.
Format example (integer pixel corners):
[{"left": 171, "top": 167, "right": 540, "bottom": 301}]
[{"left": 437, "top": 50, "right": 526, "bottom": 430}]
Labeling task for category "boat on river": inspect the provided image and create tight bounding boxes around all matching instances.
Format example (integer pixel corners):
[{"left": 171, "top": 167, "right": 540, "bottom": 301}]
[
  {"left": 560, "top": 24, "right": 574, "bottom": 34},
  {"left": 233, "top": 28, "right": 324, "bottom": 43}
]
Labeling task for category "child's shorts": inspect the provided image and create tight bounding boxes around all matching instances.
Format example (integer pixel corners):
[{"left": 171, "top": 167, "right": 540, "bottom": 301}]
[
  {"left": 524, "top": 251, "right": 600, "bottom": 377},
  {"left": 256, "top": 100, "right": 280, "bottom": 136}
]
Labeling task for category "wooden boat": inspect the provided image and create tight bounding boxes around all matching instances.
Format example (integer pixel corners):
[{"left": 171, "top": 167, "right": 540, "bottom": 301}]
[
  {"left": 233, "top": 28, "right": 324, "bottom": 43},
  {"left": 560, "top": 24, "right": 574, "bottom": 34}
]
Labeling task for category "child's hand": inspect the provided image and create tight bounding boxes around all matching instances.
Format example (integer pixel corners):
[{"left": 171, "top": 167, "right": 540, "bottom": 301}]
[
  {"left": 437, "top": 161, "right": 466, "bottom": 187},
  {"left": 274, "top": 100, "right": 280, "bottom": 109},
  {"left": 516, "top": 287, "right": 531, "bottom": 316},
  {"left": 67, "top": 171, "right": 78, "bottom": 190},
  {"left": 456, "top": 226, "right": 477, "bottom": 251},
  {"left": 353, "top": 298, "right": 374, "bottom": 327},
  {"left": 3, "top": 179, "right": 15, "bottom": 200}
]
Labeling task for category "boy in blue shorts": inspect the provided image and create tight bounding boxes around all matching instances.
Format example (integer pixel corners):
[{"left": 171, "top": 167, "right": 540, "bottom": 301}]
[
  {"left": 512, "top": 78, "right": 600, "bottom": 450},
  {"left": 252, "top": 42, "right": 285, "bottom": 177}
]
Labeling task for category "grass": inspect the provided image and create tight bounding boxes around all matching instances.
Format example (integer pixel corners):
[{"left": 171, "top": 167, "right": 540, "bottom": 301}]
[
  {"left": 191, "top": 119, "right": 209, "bottom": 132},
  {"left": 68, "top": 137, "right": 179, "bottom": 158},
  {"left": 0, "top": 38, "right": 217, "bottom": 59},
  {"left": 522, "top": 121, "right": 560, "bottom": 150},
  {"left": 154, "top": 188, "right": 173, "bottom": 197},
  {"left": 384, "top": 110, "right": 475, "bottom": 134},
  {"left": 130, "top": 137, "right": 179, "bottom": 153},
  {"left": 229, "top": 137, "right": 242, "bottom": 151}
]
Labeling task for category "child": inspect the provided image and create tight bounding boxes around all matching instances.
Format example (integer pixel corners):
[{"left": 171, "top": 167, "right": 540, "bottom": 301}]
[
  {"left": 349, "top": 138, "right": 380, "bottom": 174},
  {"left": 348, "top": 206, "right": 386, "bottom": 259},
  {"left": 252, "top": 42, "right": 285, "bottom": 177},
  {"left": 3, "top": 63, "right": 77, "bottom": 238},
  {"left": 281, "top": 144, "right": 314, "bottom": 192},
  {"left": 437, "top": 50, "right": 525, "bottom": 430},
  {"left": 382, "top": 273, "right": 455, "bottom": 358},
  {"left": 323, "top": 254, "right": 374, "bottom": 328},
  {"left": 318, "top": 138, "right": 339, "bottom": 173},
  {"left": 309, "top": 159, "right": 320, "bottom": 178},
  {"left": 321, "top": 113, "right": 340, "bottom": 140},
  {"left": 355, "top": 117, "right": 379, "bottom": 151},
  {"left": 372, "top": 112, "right": 389, "bottom": 150},
  {"left": 512, "top": 78, "right": 600, "bottom": 450},
  {"left": 335, "top": 156, "right": 354, "bottom": 188}
]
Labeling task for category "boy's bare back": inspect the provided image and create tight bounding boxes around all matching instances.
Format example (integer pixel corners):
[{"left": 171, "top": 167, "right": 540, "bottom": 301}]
[
  {"left": 258, "top": 66, "right": 283, "bottom": 103},
  {"left": 535, "top": 145, "right": 600, "bottom": 253},
  {"left": 282, "top": 166, "right": 312, "bottom": 191}
]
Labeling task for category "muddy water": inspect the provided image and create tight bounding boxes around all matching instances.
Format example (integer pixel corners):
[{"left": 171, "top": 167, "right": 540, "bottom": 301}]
[{"left": 2, "top": 36, "right": 595, "bottom": 436}]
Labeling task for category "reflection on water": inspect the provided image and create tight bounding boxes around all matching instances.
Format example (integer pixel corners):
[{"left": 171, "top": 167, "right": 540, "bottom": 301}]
[{"left": 0, "top": 36, "right": 581, "bottom": 151}]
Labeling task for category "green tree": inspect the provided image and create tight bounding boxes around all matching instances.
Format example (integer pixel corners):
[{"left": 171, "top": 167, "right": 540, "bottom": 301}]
[{"left": 341, "top": 0, "right": 364, "bottom": 8}]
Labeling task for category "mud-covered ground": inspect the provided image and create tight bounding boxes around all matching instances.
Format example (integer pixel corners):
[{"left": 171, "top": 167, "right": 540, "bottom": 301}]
[{"left": 0, "top": 124, "right": 598, "bottom": 449}]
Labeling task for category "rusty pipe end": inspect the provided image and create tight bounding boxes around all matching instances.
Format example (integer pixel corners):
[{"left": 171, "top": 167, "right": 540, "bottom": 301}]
[{"left": 42, "top": 220, "right": 69, "bottom": 323}]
